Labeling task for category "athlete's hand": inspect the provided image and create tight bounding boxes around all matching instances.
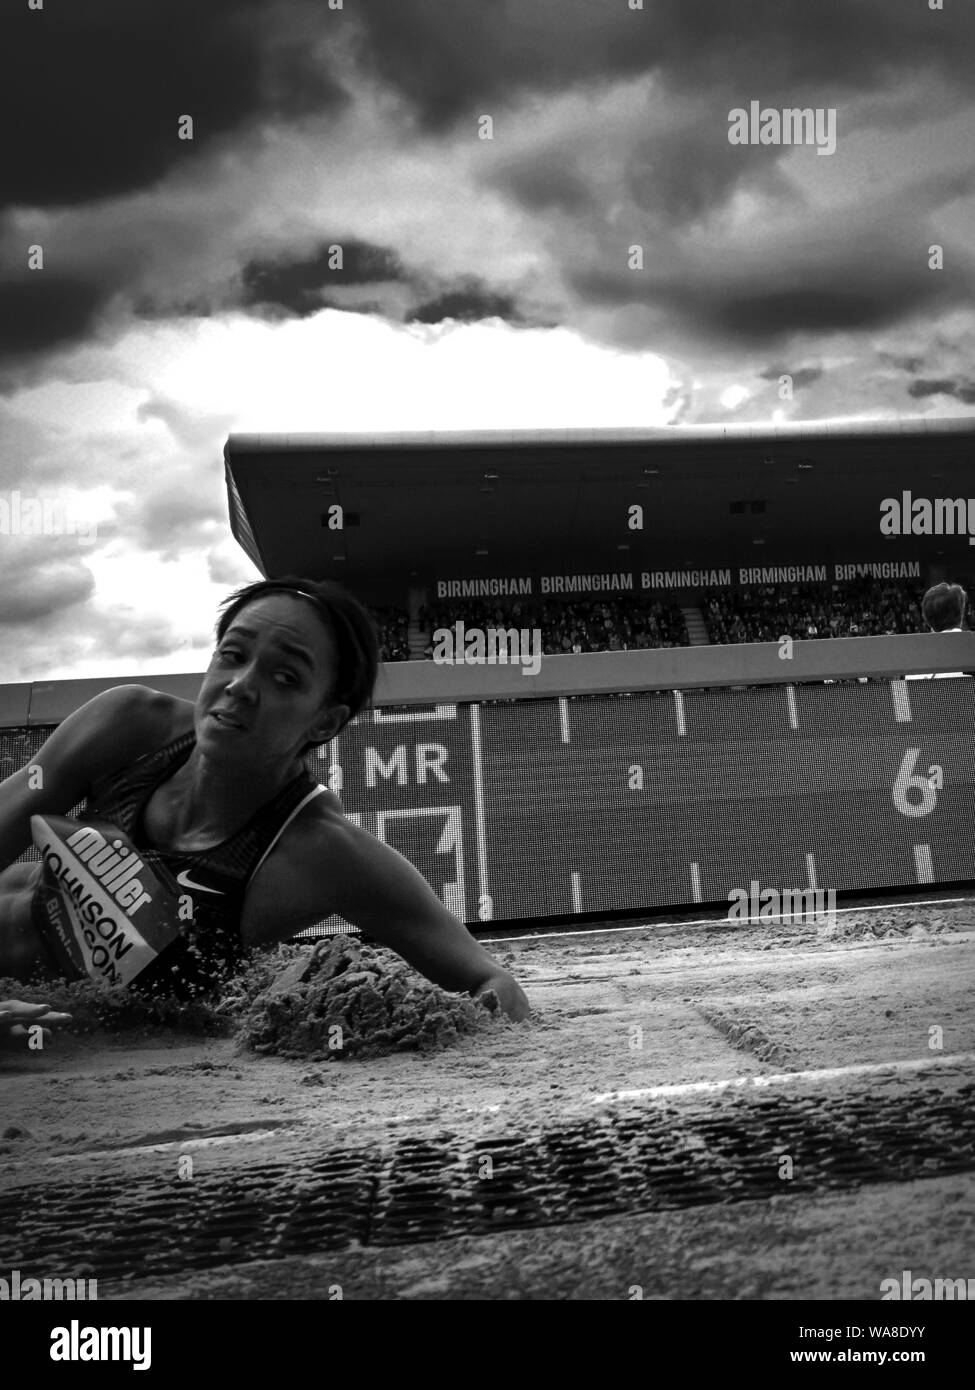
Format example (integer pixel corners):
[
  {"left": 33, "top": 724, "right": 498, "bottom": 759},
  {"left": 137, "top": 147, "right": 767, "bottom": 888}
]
[
  {"left": 473, "top": 971, "right": 531, "bottom": 1023},
  {"left": 0, "top": 1000, "right": 72, "bottom": 1049}
]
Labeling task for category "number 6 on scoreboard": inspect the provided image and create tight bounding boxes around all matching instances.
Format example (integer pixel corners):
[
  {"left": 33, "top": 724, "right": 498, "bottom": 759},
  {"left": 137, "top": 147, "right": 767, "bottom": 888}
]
[{"left": 892, "top": 748, "right": 938, "bottom": 818}]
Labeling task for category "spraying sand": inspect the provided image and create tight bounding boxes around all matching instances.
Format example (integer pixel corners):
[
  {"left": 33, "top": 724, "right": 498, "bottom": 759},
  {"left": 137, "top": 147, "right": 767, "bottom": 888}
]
[
  {"left": 1, "top": 934, "right": 505, "bottom": 1059},
  {"left": 235, "top": 935, "right": 504, "bottom": 1060}
]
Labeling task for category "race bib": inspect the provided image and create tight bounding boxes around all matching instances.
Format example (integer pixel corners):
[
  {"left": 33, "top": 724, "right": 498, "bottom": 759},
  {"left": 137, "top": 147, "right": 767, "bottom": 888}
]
[{"left": 30, "top": 814, "right": 184, "bottom": 987}]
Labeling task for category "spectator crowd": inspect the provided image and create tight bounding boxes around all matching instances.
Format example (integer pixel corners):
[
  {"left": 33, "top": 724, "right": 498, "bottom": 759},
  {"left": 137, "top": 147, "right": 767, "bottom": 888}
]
[
  {"left": 369, "top": 605, "right": 411, "bottom": 662},
  {"left": 535, "top": 596, "right": 688, "bottom": 654},
  {"left": 418, "top": 595, "right": 689, "bottom": 657},
  {"left": 379, "top": 580, "right": 962, "bottom": 662},
  {"left": 703, "top": 579, "right": 929, "bottom": 644}
]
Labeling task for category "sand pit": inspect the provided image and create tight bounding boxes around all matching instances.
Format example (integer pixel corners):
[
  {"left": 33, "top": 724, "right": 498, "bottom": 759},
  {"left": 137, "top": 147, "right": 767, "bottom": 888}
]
[
  {"left": 0, "top": 969, "right": 229, "bottom": 1037},
  {"left": 235, "top": 935, "right": 506, "bottom": 1060},
  {"left": 2, "top": 902, "right": 974, "bottom": 1306},
  {"left": 1, "top": 934, "right": 506, "bottom": 1060}
]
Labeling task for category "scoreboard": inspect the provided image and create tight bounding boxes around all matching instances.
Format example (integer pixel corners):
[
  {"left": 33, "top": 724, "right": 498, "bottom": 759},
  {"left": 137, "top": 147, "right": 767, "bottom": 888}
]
[
  {"left": 8, "top": 669, "right": 973, "bottom": 931},
  {"left": 314, "top": 676, "right": 975, "bottom": 927}
]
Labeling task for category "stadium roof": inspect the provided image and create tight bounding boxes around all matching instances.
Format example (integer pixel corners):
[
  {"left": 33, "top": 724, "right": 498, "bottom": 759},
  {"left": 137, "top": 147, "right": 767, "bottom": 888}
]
[{"left": 224, "top": 417, "right": 975, "bottom": 597}]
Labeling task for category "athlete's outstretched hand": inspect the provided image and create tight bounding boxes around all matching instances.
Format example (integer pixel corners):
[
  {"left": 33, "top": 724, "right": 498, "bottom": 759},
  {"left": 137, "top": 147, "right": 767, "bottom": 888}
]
[
  {"left": 0, "top": 999, "right": 72, "bottom": 1049},
  {"left": 473, "top": 971, "right": 531, "bottom": 1023}
]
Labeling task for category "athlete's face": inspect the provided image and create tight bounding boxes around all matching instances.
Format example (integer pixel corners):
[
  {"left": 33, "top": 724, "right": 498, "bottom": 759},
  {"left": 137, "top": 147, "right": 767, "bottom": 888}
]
[{"left": 197, "top": 594, "right": 349, "bottom": 763}]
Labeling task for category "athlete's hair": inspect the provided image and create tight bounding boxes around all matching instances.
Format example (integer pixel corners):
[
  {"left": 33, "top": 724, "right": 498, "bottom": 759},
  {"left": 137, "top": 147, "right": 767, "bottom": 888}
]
[
  {"left": 215, "top": 577, "right": 380, "bottom": 745},
  {"left": 921, "top": 582, "right": 967, "bottom": 632}
]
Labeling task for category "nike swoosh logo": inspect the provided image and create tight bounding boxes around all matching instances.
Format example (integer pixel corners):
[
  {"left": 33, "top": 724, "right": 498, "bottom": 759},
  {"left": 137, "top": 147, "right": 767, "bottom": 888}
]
[{"left": 175, "top": 869, "right": 226, "bottom": 895}]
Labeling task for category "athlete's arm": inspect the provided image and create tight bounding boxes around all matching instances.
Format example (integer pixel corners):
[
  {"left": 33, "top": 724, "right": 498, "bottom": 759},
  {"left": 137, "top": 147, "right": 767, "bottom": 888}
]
[
  {"left": 0, "top": 1000, "right": 72, "bottom": 1049},
  {"left": 244, "top": 814, "right": 530, "bottom": 1022},
  {"left": 330, "top": 827, "right": 531, "bottom": 1021},
  {"left": 0, "top": 684, "right": 175, "bottom": 871}
]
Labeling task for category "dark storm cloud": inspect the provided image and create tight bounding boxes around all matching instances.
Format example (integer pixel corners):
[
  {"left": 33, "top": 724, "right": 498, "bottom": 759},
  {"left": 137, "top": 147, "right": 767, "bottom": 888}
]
[
  {"left": 488, "top": 157, "right": 594, "bottom": 215},
  {"left": 693, "top": 282, "right": 952, "bottom": 343},
  {"left": 410, "top": 281, "right": 519, "bottom": 325},
  {"left": 131, "top": 292, "right": 216, "bottom": 324},
  {"left": 351, "top": 0, "right": 975, "bottom": 131},
  {"left": 724, "top": 291, "right": 884, "bottom": 336},
  {"left": 3, "top": 0, "right": 971, "bottom": 378},
  {"left": 0, "top": 276, "right": 109, "bottom": 362},
  {"left": 241, "top": 241, "right": 406, "bottom": 316},
  {"left": 759, "top": 366, "right": 823, "bottom": 388},
  {"left": 3, "top": 0, "right": 346, "bottom": 212},
  {"left": 481, "top": 96, "right": 790, "bottom": 240},
  {"left": 574, "top": 238, "right": 966, "bottom": 345},
  {"left": 908, "top": 378, "right": 975, "bottom": 404},
  {"left": 0, "top": 0, "right": 352, "bottom": 369},
  {"left": 241, "top": 248, "right": 522, "bottom": 329}
]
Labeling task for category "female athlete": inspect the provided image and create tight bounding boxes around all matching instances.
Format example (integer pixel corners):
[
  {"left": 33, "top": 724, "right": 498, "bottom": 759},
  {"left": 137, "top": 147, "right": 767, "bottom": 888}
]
[{"left": 0, "top": 578, "right": 530, "bottom": 1026}]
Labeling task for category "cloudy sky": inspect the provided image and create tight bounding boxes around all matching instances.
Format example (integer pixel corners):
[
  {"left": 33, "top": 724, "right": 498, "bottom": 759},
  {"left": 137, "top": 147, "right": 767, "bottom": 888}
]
[{"left": 1, "top": 0, "right": 973, "bottom": 682}]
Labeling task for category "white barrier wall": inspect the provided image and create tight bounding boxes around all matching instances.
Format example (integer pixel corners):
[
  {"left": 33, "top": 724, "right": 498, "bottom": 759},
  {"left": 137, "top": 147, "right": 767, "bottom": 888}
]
[{"left": 5, "top": 632, "right": 974, "bottom": 725}]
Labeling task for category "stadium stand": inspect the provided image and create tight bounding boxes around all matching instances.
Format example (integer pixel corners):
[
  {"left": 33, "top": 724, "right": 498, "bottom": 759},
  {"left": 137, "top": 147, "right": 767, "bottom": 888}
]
[
  {"left": 417, "top": 596, "right": 690, "bottom": 656},
  {"left": 369, "top": 605, "right": 411, "bottom": 662},
  {"left": 397, "top": 579, "right": 964, "bottom": 660},
  {"left": 702, "top": 578, "right": 930, "bottom": 645}
]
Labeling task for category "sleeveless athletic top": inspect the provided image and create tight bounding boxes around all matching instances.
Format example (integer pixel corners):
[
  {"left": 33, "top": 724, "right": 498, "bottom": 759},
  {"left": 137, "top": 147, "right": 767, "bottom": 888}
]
[{"left": 41, "top": 731, "right": 326, "bottom": 997}]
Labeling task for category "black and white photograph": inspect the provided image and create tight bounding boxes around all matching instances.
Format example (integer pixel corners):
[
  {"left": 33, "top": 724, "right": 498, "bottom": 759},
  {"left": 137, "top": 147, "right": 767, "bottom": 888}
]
[{"left": 1, "top": 0, "right": 973, "bottom": 1357}]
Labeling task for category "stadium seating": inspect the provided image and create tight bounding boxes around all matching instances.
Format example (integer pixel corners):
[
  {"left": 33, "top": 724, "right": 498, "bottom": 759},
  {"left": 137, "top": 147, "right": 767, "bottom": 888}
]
[
  {"left": 417, "top": 596, "right": 689, "bottom": 656},
  {"left": 702, "top": 579, "right": 927, "bottom": 646},
  {"left": 376, "top": 580, "right": 966, "bottom": 661},
  {"left": 369, "top": 605, "right": 411, "bottom": 662}
]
